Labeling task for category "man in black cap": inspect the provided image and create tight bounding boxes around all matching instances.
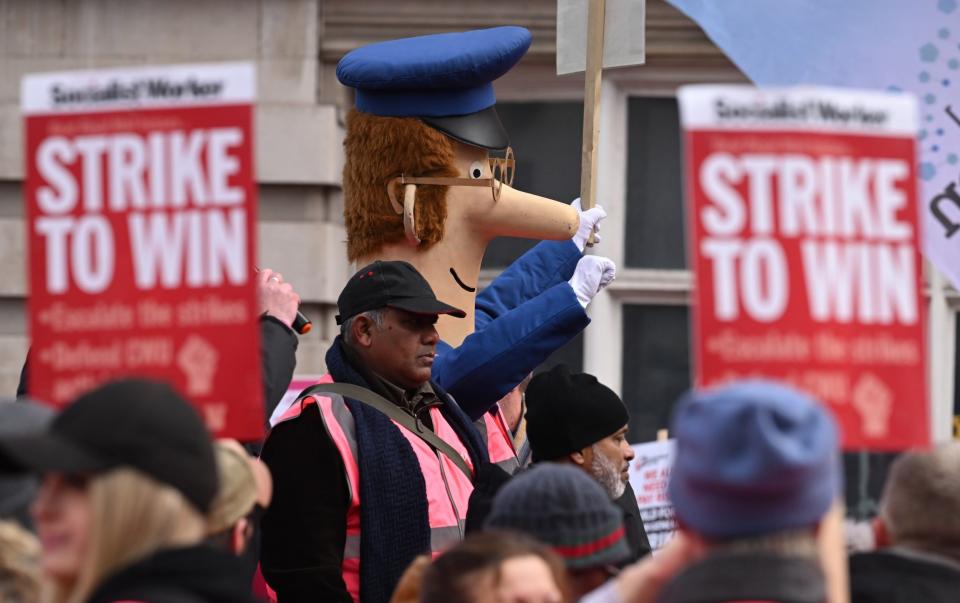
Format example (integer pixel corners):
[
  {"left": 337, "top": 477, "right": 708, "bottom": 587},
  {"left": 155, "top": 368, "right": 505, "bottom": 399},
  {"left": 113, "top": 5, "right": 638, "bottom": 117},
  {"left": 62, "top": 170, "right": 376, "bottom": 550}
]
[
  {"left": 524, "top": 364, "right": 651, "bottom": 563},
  {"left": 261, "top": 260, "right": 495, "bottom": 603}
]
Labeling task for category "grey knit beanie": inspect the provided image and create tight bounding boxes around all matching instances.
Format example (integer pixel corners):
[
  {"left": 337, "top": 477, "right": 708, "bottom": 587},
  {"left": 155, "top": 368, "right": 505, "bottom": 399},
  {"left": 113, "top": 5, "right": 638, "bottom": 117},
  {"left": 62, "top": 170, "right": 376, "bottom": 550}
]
[{"left": 484, "top": 463, "right": 629, "bottom": 570}]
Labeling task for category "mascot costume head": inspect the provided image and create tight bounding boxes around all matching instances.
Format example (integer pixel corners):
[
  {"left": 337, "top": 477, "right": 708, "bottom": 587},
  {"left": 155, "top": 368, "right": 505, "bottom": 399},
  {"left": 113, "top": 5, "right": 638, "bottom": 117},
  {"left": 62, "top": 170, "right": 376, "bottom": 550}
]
[{"left": 338, "top": 26, "right": 579, "bottom": 346}]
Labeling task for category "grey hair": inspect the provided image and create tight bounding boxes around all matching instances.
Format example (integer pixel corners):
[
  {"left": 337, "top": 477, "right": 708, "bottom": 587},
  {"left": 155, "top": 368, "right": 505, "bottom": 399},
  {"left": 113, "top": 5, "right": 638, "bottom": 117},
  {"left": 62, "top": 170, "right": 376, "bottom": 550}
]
[
  {"left": 880, "top": 442, "right": 960, "bottom": 551},
  {"left": 340, "top": 308, "right": 386, "bottom": 345}
]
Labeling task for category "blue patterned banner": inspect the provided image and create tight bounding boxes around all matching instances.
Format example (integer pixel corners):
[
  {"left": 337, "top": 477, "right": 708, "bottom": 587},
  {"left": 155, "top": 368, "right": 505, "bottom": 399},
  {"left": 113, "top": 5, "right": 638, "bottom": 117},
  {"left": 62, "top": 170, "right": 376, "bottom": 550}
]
[{"left": 665, "top": 0, "right": 960, "bottom": 288}]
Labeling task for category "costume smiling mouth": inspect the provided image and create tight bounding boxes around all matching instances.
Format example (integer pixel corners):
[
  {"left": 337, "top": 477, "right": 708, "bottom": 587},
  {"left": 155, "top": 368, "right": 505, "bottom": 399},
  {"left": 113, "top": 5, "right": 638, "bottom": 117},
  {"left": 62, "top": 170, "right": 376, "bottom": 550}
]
[{"left": 449, "top": 267, "right": 476, "bottom": 292}]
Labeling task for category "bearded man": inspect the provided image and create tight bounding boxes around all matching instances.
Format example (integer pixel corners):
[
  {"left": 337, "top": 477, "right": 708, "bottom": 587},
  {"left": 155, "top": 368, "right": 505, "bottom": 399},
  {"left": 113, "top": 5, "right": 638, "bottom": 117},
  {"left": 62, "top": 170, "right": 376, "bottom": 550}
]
[{"left": 523, "top": 365, "right": 651, "bottom": 563}]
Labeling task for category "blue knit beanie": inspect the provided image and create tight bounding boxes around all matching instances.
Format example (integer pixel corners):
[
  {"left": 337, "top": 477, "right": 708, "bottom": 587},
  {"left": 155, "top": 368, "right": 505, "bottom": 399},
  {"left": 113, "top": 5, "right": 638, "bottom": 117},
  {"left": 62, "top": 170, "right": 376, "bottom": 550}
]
[
  {"left": 668, "top": 380, "right": 841, "bottom": 539},
  {"left": 484, "top": 463, "right": 629, "bottom": 569}
]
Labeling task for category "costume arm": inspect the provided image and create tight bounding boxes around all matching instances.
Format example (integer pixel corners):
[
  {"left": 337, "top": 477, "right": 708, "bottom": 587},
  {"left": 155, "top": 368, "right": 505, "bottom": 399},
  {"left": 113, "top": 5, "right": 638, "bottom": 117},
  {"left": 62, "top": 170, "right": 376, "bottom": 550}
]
[
  {"left": 260, "top": 405, "right": 353, "bottom": 603},
  {"left": 435, "top": 282, "right": 589, "bottom": 420},
  {"left": 475, "top": 239, "right": 581, "bottom": 330}
]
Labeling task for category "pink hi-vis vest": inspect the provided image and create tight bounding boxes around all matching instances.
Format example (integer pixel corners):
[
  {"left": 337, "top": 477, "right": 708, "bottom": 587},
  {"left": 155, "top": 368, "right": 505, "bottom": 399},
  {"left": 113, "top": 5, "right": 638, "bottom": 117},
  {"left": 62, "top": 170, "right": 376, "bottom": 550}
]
[
  {"left": 276, "top": 375, "right": 518, "bottom": 603},
  {"left": 477, "top": 408, "right": 521, "bottom": 475}
]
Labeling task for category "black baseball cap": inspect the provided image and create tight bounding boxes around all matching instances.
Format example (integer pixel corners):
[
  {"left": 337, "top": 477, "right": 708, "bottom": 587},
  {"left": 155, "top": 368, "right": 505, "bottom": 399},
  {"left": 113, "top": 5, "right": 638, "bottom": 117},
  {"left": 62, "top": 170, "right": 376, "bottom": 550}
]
[
  {"left": 336, "top": 260, "right": 466, "bottom": 325},
  {"left": 0, "top": 379, "right": 218, "bottom": 514}
]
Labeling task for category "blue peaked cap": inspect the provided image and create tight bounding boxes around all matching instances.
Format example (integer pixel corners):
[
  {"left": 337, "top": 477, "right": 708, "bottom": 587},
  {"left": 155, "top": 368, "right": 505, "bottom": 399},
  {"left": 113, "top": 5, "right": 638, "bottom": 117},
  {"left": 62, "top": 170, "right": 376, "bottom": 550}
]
[
  {"left": 337, "top": 26, "right": 531, "bottom": 117},
  {"left": 668, "top": 380, "right": 841, "bottom": 539},
  {"left": 336, "top": 26, "right": 532, "bottom": 149}
]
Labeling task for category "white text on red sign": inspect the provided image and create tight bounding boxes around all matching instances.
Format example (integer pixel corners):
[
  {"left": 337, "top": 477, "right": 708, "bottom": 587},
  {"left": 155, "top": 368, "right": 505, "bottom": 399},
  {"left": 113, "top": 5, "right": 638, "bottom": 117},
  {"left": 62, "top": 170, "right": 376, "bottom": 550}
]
[{"left": 34, "top": 127, "right": 247, "bottom": 293}]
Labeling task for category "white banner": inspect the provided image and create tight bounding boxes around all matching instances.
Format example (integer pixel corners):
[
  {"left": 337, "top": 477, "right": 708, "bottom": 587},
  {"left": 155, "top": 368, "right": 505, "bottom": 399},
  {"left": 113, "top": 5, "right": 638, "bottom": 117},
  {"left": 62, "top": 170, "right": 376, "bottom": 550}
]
[
  {"left": 628, "top": 439, "right": 677, "bottom": 551},
  {"left": 22, "top": 62, "right": 254, "bottom": 115},
  {"left": 556, "top": 0, "right": 646, "bottom": 75}
]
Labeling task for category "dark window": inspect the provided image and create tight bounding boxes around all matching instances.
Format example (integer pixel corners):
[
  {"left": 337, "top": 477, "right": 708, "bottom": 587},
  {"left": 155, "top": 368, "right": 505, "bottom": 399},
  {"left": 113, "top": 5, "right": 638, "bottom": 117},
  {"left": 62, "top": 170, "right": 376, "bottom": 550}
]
[
  {"left": 476, "top": 101, "right": 585, "bottom": 372},
  {"left": 621, "top": 304, "right": 691, "bottom": 443},
  {"left": 534, "top": 331, "right": 584, "bottom": 375},
  {"left": 482, "top": 101, "right": 583, "bottom": 269},
  {"left": 625, "top": 97, "right": 686, "bottom": 269}
]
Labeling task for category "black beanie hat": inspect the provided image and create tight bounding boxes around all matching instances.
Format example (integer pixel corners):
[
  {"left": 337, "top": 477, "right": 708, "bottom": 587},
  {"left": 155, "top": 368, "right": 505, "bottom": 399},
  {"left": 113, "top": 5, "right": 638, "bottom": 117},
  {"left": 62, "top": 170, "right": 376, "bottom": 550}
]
[{"left": 525, "top": 364, "right": 629, "bottom": 463}]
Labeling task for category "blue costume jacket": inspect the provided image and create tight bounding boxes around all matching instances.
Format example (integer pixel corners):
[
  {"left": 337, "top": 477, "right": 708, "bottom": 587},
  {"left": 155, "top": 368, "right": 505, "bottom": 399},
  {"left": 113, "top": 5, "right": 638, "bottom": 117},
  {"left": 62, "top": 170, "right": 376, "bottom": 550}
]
[{"left": 433, "top": 239, "right": 590, "bottom": 420}]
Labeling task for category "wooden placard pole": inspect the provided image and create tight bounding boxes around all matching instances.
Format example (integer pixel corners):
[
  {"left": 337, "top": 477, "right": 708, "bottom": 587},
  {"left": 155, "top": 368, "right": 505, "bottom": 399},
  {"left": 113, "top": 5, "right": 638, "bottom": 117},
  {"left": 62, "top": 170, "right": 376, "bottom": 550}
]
[{"left": 580, "top": 0, "right": 606, "bottom": 245}]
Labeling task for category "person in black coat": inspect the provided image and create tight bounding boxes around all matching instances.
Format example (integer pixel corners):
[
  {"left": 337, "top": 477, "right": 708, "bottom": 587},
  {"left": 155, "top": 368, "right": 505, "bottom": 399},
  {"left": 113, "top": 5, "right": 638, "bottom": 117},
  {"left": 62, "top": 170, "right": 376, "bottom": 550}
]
[
  {"left": 0, "top": 379, "right": 258, "bottom": 603},
  {"left": 84, "top": 545, "right": 258, "bottom": 603},
  {"left": 523, "top": 364, "right": 652, "bottom": 565},
  {"left": 849, "top": 443, "right": 960, "bottom": 603}
]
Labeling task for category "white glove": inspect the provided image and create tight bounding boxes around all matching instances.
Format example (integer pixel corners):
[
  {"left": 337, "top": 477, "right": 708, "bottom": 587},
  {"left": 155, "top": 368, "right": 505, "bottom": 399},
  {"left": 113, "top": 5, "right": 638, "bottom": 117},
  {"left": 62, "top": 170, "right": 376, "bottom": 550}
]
[
  {"left": 571, "top": 198, "right": 607, "bottom": 252},
  {"left": 568, "top": 255, "right": 616, "bottom": 308}
]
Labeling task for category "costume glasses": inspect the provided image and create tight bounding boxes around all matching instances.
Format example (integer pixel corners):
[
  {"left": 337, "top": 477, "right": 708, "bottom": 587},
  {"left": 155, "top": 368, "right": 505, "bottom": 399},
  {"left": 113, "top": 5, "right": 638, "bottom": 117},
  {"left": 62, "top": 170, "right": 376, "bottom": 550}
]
[{"left": 390, "top": 147, "right": 515, "bottom": 202}]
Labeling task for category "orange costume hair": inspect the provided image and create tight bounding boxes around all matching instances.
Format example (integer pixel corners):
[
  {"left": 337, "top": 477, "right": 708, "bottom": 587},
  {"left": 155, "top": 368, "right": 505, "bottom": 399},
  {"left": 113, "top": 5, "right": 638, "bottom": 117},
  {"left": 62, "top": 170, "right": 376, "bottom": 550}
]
[{"left": 342, "top": 110, "right": 460, "bottom": 261}]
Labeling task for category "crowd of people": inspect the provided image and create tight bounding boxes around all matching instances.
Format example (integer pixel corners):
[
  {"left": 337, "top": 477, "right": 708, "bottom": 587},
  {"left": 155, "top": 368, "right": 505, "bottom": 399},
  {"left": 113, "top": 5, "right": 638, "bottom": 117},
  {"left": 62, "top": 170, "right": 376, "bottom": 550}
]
[
  {"left": 0, "top": 256, "right": 956, "bottom": 603},
  {"left": 0, "top": 21, "right": 948, "bottom": 603}
]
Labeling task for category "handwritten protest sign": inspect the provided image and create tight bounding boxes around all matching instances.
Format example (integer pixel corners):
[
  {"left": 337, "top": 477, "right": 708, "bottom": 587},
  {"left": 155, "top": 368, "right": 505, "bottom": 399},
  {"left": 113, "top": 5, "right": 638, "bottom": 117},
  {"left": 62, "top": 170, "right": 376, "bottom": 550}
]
[
  {"left": 23, "top": 63, "right": 261, "bottom": 439},
  {"left": 680, "top": 86, "right": 928, "bottom": 450}
]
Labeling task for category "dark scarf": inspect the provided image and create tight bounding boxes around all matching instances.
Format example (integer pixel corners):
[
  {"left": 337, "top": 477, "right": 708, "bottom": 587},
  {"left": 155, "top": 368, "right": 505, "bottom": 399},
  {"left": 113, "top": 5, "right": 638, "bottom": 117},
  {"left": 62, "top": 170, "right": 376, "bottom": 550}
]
[{"left": 325, "top": 337, "right": 488, "bottom": 603}]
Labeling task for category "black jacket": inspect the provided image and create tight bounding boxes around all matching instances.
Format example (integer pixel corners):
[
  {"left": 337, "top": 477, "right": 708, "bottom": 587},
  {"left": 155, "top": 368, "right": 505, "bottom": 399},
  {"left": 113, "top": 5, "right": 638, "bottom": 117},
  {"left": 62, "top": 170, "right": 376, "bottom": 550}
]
[
  {"left": 615, "top": 482, "right": 652, "bottom": 563},
  {"left": 655, "top": 551, "right": 826, "bottom": 603},
  {"left": 259, "top": 401, "right": 352, "bottom": 602},
  {"left": 85, "top": 544, "right": 258, "bottom": 603},
  {"left": 258, "top": 316, "right": 298, "bottom": 421},
  {"left": 850, "top": 549, "right": 960, "bottom": 603}
]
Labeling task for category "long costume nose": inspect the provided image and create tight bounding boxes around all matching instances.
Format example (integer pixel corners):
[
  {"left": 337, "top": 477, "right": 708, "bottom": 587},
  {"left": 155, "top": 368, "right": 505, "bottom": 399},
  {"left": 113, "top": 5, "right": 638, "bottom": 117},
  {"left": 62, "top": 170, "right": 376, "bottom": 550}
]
[{"left": 477, "top": 183, "right": 580, "bottom": 240}]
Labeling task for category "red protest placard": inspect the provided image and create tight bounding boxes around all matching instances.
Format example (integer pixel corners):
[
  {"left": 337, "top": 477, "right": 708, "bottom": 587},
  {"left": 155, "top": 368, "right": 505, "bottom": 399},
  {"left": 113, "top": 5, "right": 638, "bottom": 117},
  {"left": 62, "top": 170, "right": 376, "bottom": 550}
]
[
  {"left": 23, "top": 63, "right": 262, "bottom": 440},
  {"left": 679, "top": 86, "right": 928, "bottom": 450}
]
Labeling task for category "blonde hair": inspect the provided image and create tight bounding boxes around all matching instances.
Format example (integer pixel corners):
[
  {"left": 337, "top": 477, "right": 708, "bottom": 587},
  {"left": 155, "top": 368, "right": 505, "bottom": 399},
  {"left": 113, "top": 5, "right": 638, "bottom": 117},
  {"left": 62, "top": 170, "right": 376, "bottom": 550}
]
[
  {"left": 45, "top": 468, "right": 207, "bottom": 603},
  {"left": 0, "top": 520, "right": 42, "bottom": 603},
  {"left": 207, "top": 440, "right": 257, "bottom": 535}
]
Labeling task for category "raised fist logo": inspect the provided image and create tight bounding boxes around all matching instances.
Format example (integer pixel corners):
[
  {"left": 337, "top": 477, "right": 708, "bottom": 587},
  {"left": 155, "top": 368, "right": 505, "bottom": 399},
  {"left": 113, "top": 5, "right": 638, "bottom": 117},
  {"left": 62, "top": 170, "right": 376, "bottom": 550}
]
[
  {"left": 851, "top": 373, "right": 893, "bottom": 439},
  {"left": 177, "top": 336, "right": 218, "bottom": 396}
]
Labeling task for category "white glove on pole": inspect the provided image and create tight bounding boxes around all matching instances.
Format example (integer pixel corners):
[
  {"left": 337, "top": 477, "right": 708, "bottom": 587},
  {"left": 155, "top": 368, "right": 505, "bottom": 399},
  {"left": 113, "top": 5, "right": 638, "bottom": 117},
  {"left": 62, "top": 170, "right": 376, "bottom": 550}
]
[
  {"left": 568, "top": 255, "right": 616, "bottom": 308},
  {"left": 571, "top": 198, "right": 607, "bottom": 252}
]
